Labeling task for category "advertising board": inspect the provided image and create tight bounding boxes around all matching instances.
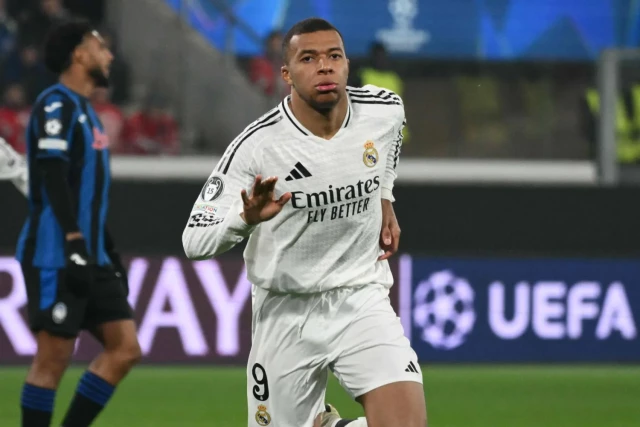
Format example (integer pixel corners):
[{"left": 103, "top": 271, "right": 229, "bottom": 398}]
[
  {"left": 0, "top": 256, "right": 401, "bottom": 364},
  {"left": 407, "top": 258, "right": 639, "bottom": 362},
  {"left": 3, "top": 254, "right": 638, "bottom": 363}
]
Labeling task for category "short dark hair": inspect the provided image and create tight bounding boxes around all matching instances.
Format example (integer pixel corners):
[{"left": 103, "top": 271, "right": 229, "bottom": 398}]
[
  {"left": 282, "top": 18, "right": 343, "bottom": 63},
  {"left": 44, "top": 19, "right": 96, "bottom": 74}
]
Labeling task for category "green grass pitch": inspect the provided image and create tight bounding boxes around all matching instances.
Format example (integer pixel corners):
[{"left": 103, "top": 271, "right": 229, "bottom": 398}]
[{"left": 0, "top": 365, "right": 638, "bottom": 426}]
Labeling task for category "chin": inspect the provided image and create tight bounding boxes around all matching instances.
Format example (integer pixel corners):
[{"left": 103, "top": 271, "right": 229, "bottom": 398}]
[
  {"left": 89, "top": 68, "right": 110, "bottom": 88},
  {"left": 96, "top": 73, "right": 110, "bottom": 88},
  {"left": 310, "top": 92, "right": 339, "bottom": 111}
]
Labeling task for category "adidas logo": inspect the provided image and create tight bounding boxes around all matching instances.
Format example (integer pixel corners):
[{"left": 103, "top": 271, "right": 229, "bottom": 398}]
[
  {"left": 405, "top": 361, "right": 419, "bottom": 373},
  {"left": 285, "top": 162, "right": 312, "bottom": 181}
]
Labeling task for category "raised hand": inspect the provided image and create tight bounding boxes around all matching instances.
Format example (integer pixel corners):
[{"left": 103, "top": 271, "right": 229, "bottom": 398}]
[{"left": 241, "top": 175, "right": 292, "bottom": 225}]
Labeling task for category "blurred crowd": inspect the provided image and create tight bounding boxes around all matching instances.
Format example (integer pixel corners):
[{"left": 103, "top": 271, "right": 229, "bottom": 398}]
[
  {"left": 0, "top": 0, "right": 180, "bottom": 156},
  {"left": 1, "top": 2, "right": 610, "bottom": 161}
]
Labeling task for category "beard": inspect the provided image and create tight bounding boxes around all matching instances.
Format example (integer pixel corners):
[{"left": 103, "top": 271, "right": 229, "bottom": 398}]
[
  {"left": 308, "top": 96, "right": 339, "bottom": 112},
  {"left": 88, "top": 66, "right": 109, "bottom": 88}
]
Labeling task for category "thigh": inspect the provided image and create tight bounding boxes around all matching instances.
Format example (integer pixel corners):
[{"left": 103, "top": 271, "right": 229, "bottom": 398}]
[
  {"left": 27, "top": 331, "right": 77, "bottom": 387},
  {"left": 83, "top": 267, "right": 134, "bottom": 332},
  {"left": 247, "top": 289, "right": 328, "bottom": 427},
  {"left": 32, "top": 330, "right": 77, "bottom": 367},
  {"left": 332, "top": 286, "right": 423, "bottom": 399},
  {"left": 89, "top": 318, "right": 139, "bottom": 352},
  {"left": 22, "top": 264, "right": 87, "bottom": 338},
  {"left": 360, "top": 382, "right": 427, "bottom": 427}
]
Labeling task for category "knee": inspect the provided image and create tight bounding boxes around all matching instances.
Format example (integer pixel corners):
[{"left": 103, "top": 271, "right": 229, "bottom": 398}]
[
  {"left": 121, "top": 341, "right": 143, "bottom": 367},
  {"left": 28, "top": 352, "right": 71, "bottom": 388},
  {"left": 110, "top": 341, "right": 142, "bottom": 370}
]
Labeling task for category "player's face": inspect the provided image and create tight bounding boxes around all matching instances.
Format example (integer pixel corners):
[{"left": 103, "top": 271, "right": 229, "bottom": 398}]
[
  {"left": 282, "top": 30, "right": 349, "bottom": 111},
  {"left": 78, "top": 32, "right": 113, "bottom": 88}
]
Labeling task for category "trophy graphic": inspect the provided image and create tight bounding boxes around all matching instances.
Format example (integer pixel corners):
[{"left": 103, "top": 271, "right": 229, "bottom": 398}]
[{"left": 376, "top": 0, "right": 429, "bottom": 53}]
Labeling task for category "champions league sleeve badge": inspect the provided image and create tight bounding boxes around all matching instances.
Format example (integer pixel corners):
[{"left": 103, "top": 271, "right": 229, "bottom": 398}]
[
  {"left": 200, "top": 176, "right": 225, "bottom": 202},
  {"left": 363, "top": 141, "right": 379, "bottom": 167}
]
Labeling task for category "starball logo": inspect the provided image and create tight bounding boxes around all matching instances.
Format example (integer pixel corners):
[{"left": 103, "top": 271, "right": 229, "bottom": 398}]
[
  {"left": 412, "top": 269, "right": 637, "bottom": 352},
  {"left": 290, "top": 176, "right": 380, "bottom": 224}
]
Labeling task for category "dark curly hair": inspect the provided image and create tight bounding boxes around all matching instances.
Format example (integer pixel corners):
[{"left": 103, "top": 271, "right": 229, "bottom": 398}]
[{"left": 43, "top": 19, "right": 95, "bottom": 74}]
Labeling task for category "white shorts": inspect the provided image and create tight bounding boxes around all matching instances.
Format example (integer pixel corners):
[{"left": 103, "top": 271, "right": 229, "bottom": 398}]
[{"left": 247, "top": 284, "right": 422, "bottom": 427}]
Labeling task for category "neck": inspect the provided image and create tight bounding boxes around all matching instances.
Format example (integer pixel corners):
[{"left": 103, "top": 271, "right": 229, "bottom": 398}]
[
  {"left": 59, "top": 69, "right": 94, "bottom": 98},
  {"left": 290, "top": 91, "right": 348, "bottom": 140}
]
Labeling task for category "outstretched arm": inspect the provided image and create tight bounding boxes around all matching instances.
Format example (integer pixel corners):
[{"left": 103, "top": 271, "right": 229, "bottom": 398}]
[{"left": 182, "top": 133, "right": 290, "bottom": 260}]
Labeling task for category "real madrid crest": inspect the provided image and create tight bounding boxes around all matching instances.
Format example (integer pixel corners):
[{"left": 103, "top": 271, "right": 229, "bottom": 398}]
[
  {"left": 255, "top": 405, "right": 271, "bottom": 426},
  {"left": 363, "top": 141, "right": 379, "bottom": 168}
]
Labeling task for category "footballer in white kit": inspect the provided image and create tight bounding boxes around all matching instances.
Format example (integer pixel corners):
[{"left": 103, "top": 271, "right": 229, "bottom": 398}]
[{"left": 183, "top": 18, "right": 426, "bottom": 427}]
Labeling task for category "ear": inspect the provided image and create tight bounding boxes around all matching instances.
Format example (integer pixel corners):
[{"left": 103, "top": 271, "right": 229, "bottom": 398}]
[
  {"left": 72, "top": 46, "right": 85, "bottom": 66},
  {"left": 281, "top": 65, "right": 293, "bottom": 86}
]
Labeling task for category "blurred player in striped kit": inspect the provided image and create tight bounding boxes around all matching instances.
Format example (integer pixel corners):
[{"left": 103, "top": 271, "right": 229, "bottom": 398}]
[{"left": 2, "top": 20, "right": 140, "bottom": 427}]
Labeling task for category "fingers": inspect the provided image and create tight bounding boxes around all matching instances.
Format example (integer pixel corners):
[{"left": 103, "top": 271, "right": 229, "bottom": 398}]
[
  {"left": 251, "top": 175, "right": 264, "bottom": 197},
  {"left": 378, "top": 224, "right": 401, "bottom": 261},
  {"left": 261, "top": 176, "right": 279, "bottom": 195},
  {"left": 277, "top": 192, "right": 292, "bottom": 206},
  {"left": 244, "top": 175, "right": 276, "bottom": 201},
  {"left": 391, "top": 225, "right": 401, "bottom": 253},
  {"left": 242, "top": 176, "right": 287, "bottom": 218},
  {"left": 378, "top": 227, "right": 392, "bottom": 261},
  {"left": 252, "top": 175, "right": 279, "bottom": 197},
  {"left": 381, "top": 226, "right": 392, "bottom": 246},
  {"left": 252, "top": 175, "right": 263, "bottom": 192},
  {"left": 243, "top": 175, "right": 262, "bottom": 203},
  {"left": 378, "top": 250, "right": 393, "bottom": 261}
]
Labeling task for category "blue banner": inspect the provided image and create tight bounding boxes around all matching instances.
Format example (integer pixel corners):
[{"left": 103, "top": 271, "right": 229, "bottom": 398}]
[
  {"left": 166, "top": 0, "right": 640, "bottom": 60},
  {"left": 407, "top": 258, "right": 639, "bottom": 362}
]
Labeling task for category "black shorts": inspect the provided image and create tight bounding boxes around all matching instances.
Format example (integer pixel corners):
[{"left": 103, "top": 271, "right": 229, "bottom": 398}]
[{"left": 21, "top": 263, "right": 134, "bottom": 338}]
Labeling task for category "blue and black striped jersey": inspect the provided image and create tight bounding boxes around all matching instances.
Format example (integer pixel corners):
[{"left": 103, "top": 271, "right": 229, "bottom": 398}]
[{"left": 16, "top": 83, "right": 112, "bottom": 268}]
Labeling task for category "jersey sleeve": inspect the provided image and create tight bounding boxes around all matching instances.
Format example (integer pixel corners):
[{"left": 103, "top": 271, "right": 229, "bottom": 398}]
[
  {"left": 0, "top": 137, "right": 28, "bottom": 195},
  {"left": 31, "top": 93, "right": 83, "bottom": 234},
  {"left": 382, "top": 95, "right": 405, "bottom": 203},
  {"left": 182, "top": 135, "right": 259, "bottom": 260},
  {"left": 31, "top": 93, "right": 79, "bottom": 161}
]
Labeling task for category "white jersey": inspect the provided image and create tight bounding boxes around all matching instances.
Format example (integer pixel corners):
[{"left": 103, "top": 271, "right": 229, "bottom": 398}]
[
  {"left": 0, "top": 137, "right": 28, "bottom": 196},
  {"left": 182, "top": 85, "right": 405, "bottom": 294}
]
